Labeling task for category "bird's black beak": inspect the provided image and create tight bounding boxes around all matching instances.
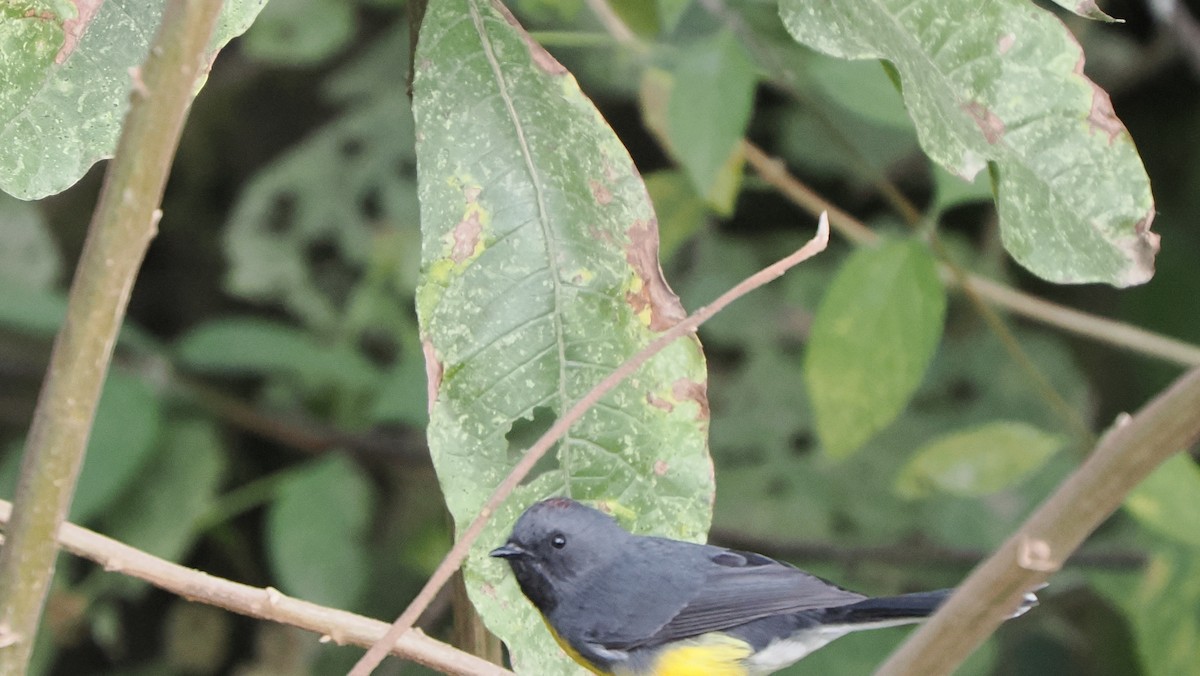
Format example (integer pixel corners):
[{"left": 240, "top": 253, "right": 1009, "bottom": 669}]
[{"left": 490, "top": 543, "right": 526, "bottom": 559}]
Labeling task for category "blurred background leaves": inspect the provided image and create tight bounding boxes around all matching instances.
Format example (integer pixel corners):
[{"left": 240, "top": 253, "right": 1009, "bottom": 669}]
[{"left": 1, "top": 0, "right": 1198, "bottom": 674}]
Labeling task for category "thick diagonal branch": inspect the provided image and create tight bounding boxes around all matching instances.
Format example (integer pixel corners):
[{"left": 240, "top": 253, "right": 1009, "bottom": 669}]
[{"left": 875, "top": 366, "right": 1200, "bottom": 675}]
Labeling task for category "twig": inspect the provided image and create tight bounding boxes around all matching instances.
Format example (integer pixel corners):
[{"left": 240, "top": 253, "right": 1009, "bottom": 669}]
[
  {"left": 0, "top": 500, "right": 510, "bottom": 676},
  {"left": 926, "top": 235, "right": 1096, "bottom": 445},
  {"left": 741, "top": 141, "right": 1200, "bottom": 368},
  {"left": 527, "top": 31, "right": 618, "bottom": 48},
  {"left": 697, "top": 0, "right": 926, "bottom": 226},
  {"left": 178, "top": 378, "right": 429, "bottom": 463},
  {"left": 875, "top": 367, "right": 1200, "bottom": 676},
  {"left": 583, "top": 0, "right": 641, "bottom": 51},
  {"left": 1148, "top": 0, "right": 1200, "bottom": 78},
  {"left": 0, "top": 2, "right": 225, "bottom": 669},
  {"left": 348, "top": 216, "right": 830, "bottom": 675}
]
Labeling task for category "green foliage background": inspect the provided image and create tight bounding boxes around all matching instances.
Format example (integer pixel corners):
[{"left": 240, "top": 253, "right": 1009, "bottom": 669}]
[{"left": 1, "top": 0, "right": 1199, "bottom": 674}]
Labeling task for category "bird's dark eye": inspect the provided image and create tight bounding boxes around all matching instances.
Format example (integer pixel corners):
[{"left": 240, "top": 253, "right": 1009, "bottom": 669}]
[{"left": 551, "top": 533, "right": 567, "bottom": 549}]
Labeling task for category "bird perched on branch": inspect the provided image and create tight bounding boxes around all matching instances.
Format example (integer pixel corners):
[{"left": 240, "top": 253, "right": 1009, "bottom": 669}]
[{"left": 492, "top": 497, "right": 1038, "bottom": 675}]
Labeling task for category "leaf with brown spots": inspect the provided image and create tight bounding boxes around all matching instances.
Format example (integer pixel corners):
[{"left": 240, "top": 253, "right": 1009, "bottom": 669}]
[
  {"left": 672, "top": 378, "right": 710, "bottom": 422},
  {"left": 0, "top": 0, "right": 266, "bottom": 199},
  {"left": 413, "top": 2, "right": 712, "bottom": 673},
  {"left": 780, "top": 0, "right": 1156, "bottom": 287},
  {"left": 963, "top": 101, "right": 1005, "bottom": 145},
  {"left": 625, "top": 218, "right": 687, "bottom": 331},
  {"left": 56, "top": 0, "right": 102, "bottom": 64},
  {"left": 450, "top": 211, "right": 483, "bottom": 263}
]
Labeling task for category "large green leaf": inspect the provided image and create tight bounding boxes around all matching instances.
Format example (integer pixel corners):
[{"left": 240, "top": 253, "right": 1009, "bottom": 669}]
[
  {"left": 71, "top": 371, "right": 164, "bottom": 522},
  {"left": 1092, "top": 548, "right": 1200, "bottom": 676},
  {"left": 413, "top": 1, "right": 711, "bottom": 673},
  {"left": 1, "top": 371, "right": 163, "bottom": 523},
  {"left": 779, "top": 0, "right": 1157, "bottom": 287},
  {"left": 102, "top": 418, "right": 225, "bottom": 577},
  {"left": 805, "top": 238, "right": 945, "bottom": 459},
  {"left": 174, "top": 317, "right": 378, "bottom": 392},
  {"left": 895, "top": 421, "right": 1066, "bottom": 499},
  {"left": 0, "top": 0, "right": 268, "bottom": 199},
  {"left": 266, "top": 455, "right": 374, "bottom": 609},
  {"left": 1124, "top": 453, "right": 1200, "bottom": 549},
  {"left": 666, "top": 30, "right": 756, "bottom": 212}
]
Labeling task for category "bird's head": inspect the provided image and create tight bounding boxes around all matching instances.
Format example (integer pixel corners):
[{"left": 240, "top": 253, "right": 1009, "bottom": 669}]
[{"left": 490, "top": 497, "right": 627, "bottom": 612}]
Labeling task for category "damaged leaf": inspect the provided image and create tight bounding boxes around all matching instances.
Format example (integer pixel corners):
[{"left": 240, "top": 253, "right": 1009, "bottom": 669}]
[
  {"left": 779, "top": 0, "right": 1156, "bottom": 287},
  {"left": 0, "top": 0, "right": 268, "bottom": 199},
  {"left": 413, "top": 1, "right": 711, "bottom": 674}
]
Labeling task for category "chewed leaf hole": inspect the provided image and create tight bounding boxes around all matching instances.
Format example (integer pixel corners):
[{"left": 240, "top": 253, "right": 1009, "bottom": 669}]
[
  {"left": 789, "top": 431, "right": 814, "bottom": 457},
  {"left": 266, "top": 193, "right": 296, "bottom": 235},
  {"left": 359, "top": 187, "right": 383, "bottom": 221},
  {"left": 340, "top": 137, "right": 364, "bottom": 158},
  {"left": 506, "top": 406, "right": 559, "bottom": 483}
]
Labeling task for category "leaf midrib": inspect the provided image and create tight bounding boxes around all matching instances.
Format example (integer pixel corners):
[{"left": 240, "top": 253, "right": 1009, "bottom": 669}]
[{"left": 469, "top": 0, "right": 574, "bottom": 486}]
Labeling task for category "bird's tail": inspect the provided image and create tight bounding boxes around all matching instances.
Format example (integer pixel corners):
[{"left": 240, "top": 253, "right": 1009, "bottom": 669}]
[{"left": 824, "top": 587, "right": 1039, "bottom": 628}]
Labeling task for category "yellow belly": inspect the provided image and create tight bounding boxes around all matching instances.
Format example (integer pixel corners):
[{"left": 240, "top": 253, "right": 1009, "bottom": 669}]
[
  {"left": 544, "top": 616, "right": 752, "bottom": 676},
  {"left": 640, "top": 633, "right": 753, "bottom": 676}
]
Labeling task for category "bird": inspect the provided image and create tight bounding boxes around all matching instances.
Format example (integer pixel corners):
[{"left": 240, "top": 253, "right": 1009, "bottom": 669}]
[{"left": 491, "top": 497, "right": 1038, "bottom": 675}]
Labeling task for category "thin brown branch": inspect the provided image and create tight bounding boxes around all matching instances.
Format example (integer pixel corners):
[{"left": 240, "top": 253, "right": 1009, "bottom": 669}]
[
  {"left": 963, "top": 275, "right": 1200, "bottom": 367},
  {"left": 741, "top": 141, "right": 1200, "bottom": 368},
  {"left": 875, "top": 367, "right": 1200, "bottom": 676},
  {"left": 178, "top": 378, "right": 429, "bottom": 463},
  {"left": 583, "top": 0, "right": 641, "bottom": 51},
  {"left": 0, "top": 1, "right": 225, "bottom": 669},
  {"left": 927, "top": 235, "right": 1096, "bottom": 445},
  {"left": 0, "top": 500, "right": 510, "bottom": 676},
  {"left": 697, "top": 0, "right": 927, "bottom": 226},
  {"left": 743, "top": 142, "right": 877, "bottom": 245},
  {"left": 348, "top": 216, "right": 831, "bottom": 675},
  {"left": 1149, "top": 0, "right": 1200, "bottom": 79}
]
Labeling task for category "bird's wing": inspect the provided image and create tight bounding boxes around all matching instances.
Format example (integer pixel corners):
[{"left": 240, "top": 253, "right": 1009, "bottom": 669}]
[{"left": 599, "top": 545, "right": 868, "bottom": 650}]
